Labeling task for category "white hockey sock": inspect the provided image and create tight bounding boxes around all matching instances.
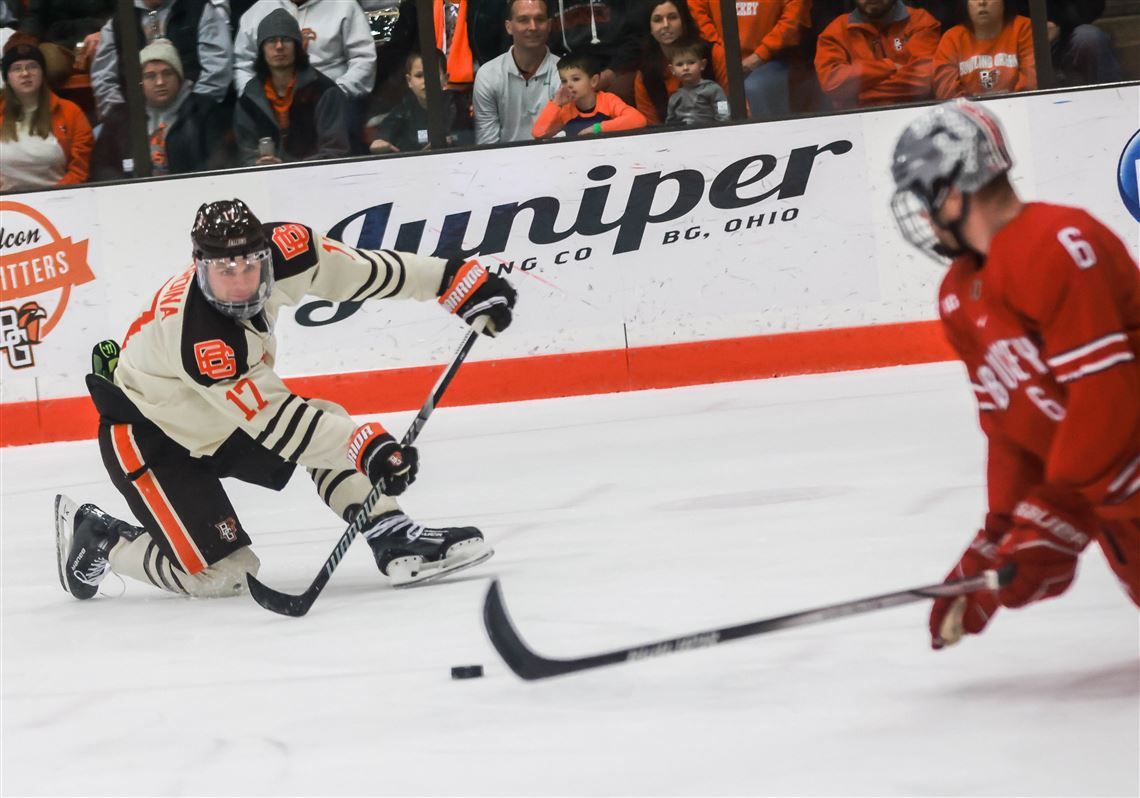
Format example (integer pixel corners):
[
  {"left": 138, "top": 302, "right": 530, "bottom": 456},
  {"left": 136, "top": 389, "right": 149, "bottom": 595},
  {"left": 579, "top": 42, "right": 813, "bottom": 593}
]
[
  {"left": 109, "top": 535, "right": 190, "bottom": 595},
  {"left": 309, "top": 467, "right": 400, "bottom": 521},
  {"left": 109, "top": 537, "right": 261, "bottom": 598}
]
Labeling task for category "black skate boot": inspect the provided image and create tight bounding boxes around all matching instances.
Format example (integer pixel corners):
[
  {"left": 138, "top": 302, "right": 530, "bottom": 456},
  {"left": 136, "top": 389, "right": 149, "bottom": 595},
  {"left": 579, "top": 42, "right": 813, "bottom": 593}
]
[
  {"left": 54, "top": 494, "right": 137, "bottom": 600},
  {"left": 362, "top": 510, "right": 493, "bottom": 587}
]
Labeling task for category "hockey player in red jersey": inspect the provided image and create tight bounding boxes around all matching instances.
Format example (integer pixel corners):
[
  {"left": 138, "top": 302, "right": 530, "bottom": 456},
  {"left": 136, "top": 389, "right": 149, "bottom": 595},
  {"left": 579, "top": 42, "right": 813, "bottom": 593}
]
[
  {"left": 55, "top": 199, "right": 517, "bottom": 600},
  {"left": 889, "top": 99, "right": 1140, "bottom": 648}
]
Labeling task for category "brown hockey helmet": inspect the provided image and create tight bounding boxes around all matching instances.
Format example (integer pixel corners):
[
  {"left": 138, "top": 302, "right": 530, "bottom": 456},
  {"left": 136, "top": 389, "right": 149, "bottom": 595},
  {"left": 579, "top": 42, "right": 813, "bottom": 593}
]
[{"left": 191, "top": 199, "right": 267, "bottom": 259}]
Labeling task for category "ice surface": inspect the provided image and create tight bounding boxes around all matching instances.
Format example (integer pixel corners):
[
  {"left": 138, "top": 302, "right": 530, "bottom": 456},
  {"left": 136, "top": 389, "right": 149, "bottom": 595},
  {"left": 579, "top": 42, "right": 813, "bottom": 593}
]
[{"left": 2, "top": 363, "right": 1137, "bottom": 796}]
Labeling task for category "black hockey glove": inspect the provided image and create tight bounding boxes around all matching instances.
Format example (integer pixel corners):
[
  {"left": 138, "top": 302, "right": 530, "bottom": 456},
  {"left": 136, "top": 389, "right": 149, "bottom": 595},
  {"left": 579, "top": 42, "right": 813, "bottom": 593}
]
[
  {"left": 438, "top": 258, "right": 517, "bottom": 336},
  {"left": 348, "top": 423, "right": 419, "bottom": 496}
]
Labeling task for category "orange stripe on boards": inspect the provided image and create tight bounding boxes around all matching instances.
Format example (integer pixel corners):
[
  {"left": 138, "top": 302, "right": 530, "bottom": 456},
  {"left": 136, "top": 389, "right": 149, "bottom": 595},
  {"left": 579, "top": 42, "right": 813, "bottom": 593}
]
[
  {"left": 628, "top": 321, "right": 956, "bottom": 389},
  {"left": 111, "top": 425, "right": 207, "bottom": 574},
  {"left": 1, "top": 395, "right": 100, "bottom": 447},
  {"left": 1, "top": 320, "right": 953, "bottom": 447}
]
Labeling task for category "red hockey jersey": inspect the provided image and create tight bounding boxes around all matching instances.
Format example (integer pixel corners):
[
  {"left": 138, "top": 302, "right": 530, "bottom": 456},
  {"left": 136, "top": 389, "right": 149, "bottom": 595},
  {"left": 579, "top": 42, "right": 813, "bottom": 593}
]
[{"left": 938, "top": 203, "right": 1140, "bottom": 521}]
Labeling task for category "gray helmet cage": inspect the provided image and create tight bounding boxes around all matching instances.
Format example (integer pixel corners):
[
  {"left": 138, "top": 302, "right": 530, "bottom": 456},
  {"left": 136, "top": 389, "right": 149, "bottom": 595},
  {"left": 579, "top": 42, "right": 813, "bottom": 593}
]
[
  {"left": 890, "top": 99, "right": 1013, "bottom": 263},
  {"left": 194, "top": 248, "right": 275, "bottom": 321}
]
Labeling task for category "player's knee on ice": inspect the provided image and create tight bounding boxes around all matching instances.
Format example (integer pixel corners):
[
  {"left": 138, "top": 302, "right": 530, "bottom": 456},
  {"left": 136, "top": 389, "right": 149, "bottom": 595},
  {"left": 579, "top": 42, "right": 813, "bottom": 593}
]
[
  {"left": 183, "top": 547, "right": 262, "bottom": 598},
  {"left": 110, "top": 538, "right": 261, "bottom": 598}
]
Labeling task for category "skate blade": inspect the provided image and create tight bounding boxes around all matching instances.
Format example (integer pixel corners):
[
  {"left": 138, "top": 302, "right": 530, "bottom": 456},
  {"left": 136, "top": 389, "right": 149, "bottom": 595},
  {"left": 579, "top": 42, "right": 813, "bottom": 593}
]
[
  {"left": 54, "top": 494, "right": 78, "bottom": 595},
  {"left": 391, "top": 545, "right": 495, "bottom": 589}
]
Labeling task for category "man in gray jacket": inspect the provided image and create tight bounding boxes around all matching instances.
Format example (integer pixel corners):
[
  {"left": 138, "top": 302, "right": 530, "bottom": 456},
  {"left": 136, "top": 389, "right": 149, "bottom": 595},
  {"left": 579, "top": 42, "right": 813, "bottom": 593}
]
[
  {"left": 472, "top": 0, "right": 560, "bottom": 145},
  {"left": 232, "top": 8, "right": 349, "bottom": 165},
  {"left": 90, "top": 0, "right": 232, "bottom": 119}
]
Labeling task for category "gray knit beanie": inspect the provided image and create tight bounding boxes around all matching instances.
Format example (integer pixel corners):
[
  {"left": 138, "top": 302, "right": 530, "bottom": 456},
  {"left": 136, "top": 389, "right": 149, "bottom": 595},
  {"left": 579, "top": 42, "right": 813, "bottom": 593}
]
[{"left": 257, "top": 8, "right": 303, "bottom": 49}]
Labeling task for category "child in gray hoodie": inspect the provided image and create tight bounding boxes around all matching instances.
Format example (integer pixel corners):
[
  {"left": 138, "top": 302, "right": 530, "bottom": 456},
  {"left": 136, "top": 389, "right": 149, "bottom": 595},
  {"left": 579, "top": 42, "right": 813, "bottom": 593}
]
[{"left": 665, "top": 40, "right": 729, "bottom": 126}]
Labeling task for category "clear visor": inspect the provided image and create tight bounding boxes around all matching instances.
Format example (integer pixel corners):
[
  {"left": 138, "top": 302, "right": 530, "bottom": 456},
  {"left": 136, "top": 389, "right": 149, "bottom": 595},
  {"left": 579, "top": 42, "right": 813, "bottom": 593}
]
[
  {"left": 194, "top": 248, "right": 274, "bottom": 320},
  {"left": 890, "top": 188, "right": 951, "bottom": 267}
]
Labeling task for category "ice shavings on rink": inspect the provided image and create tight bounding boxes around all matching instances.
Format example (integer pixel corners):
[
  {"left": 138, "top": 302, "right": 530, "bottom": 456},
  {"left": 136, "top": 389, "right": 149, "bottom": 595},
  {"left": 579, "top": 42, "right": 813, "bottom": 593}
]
[{"left": 2, "top": 362, "right": 1137, "bottom": 796}]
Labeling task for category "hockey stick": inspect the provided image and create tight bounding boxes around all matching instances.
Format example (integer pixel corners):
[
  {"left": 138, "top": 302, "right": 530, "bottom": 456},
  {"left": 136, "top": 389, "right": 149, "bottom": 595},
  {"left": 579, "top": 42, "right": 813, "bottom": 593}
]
[
  {"left": 247, "top": 320, "right": 487, "bottom": 617},
  {"left": 483, "top": 566, "right": 1015, "bottom": 680}
]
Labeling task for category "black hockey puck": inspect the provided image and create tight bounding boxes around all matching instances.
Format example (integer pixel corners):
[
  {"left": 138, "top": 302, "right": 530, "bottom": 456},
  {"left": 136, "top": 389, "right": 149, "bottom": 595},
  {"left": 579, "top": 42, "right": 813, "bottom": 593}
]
[{"left": 451, "top": 664, "right": 484, "bottom": 680}]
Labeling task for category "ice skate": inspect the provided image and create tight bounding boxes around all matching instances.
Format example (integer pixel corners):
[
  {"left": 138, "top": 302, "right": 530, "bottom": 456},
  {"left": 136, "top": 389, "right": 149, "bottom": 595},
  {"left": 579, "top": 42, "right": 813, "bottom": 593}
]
[
  {"left": 363, "top": 510, "right": 493, "bottom": 587},
  {"left": 54, "top": 495, "right": 122, "bottom": 600}
]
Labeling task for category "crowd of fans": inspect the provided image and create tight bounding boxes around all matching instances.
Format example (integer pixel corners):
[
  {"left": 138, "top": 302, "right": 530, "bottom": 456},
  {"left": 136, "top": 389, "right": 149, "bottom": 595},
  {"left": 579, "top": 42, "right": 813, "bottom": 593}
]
[{"left": 0, "top": 0, "right": 1126, "bottom": 193}]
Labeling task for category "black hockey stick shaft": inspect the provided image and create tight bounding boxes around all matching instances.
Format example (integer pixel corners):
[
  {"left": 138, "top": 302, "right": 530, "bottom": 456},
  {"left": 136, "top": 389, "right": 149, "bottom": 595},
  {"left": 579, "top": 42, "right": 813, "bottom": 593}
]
[
  {"left": 483, "top": 565, "right": 1015, "bottom": 680},
  {"left": 247, "top": 321, "right": 486, "bottom": 616}
]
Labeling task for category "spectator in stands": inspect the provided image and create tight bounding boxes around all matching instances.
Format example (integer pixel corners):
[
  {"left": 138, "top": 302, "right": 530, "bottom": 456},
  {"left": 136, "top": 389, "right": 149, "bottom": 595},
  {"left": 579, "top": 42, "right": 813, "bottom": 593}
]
[
  {"left": 233, "top": 8, "right": 348, "bottom": 165},
  {"left": 0, "top": 37, "right": 92, "bottom": 191},
  {"left": 472, "top": 0, "right": 559, "bottom": 145},
  {"left": 548, "top": 0, "right": 642, "bottom": 103},
  {"left": 933, "top": 0, "right": 1035, "bottom": 98},
  {"left": 815, "top": 0, "right": 940, "bottom": 108},
  {"left": 377, "top": 0, "right": 510, "bottom": 111},
  {"left": 235, "top": 0, "right": 375, "bottom": 151},
  {"left": 14, "top": 0, "right": 115, "bottom": 86},
  {"left": 233, "top": 1, "right": 375, "bottom": 97},
  {"left": 665, "top": 38, "right": 729, "bottom": 124},
  {"left": 532, "top": 53, "right": 646, "bottom": 138},
  {"left": 91, "top": 39, "right": 226, "bottom": 180},
  {"left": 369, "top": 49, "right": 472, "bottom": 152},
  {"left": 1015, "top": 0, "right": 1121, "bottom": 86},
  {"left": 689, "top": 0, "right": 807, "bottom": 120},
  {"left": 90, "top": 0, "right": 232, "bottom": 120},
  {"left": 635, "top": 0, "right": 726, "bottom": 124}
]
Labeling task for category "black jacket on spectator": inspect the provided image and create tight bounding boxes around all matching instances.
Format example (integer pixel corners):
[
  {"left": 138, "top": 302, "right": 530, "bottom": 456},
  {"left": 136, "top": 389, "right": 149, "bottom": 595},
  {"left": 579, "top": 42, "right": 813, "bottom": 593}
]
[
  {"left": 112, "top": 0, "right": 209, "bottom": 87},
  {"left": 90, "top": 90, "right": 228, "bottom": 180},
  {"left": 373, "top": 89, "right": 473, "bottom": 152},
  {"left": 1014, "top": 0, "right": 1105, "bottom": 40},
  {"left": 227, "top": 0, "right": 259, "bottom": 37},
  {"left": 548, "top": 0, "right": 642, "bottom": 73},
  {"left": 19, "top": 0, "right": 114, "bottom": 43},
  {"left": 233, "top": 65, "right": 350, "bottom": 165}
]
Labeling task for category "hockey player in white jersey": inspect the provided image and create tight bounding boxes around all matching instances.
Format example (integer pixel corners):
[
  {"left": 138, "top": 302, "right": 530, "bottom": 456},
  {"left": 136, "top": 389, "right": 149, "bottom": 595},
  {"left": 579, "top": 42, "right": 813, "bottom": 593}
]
[{"left": 55, "top": 199, "right": 516, "bottom": 599}]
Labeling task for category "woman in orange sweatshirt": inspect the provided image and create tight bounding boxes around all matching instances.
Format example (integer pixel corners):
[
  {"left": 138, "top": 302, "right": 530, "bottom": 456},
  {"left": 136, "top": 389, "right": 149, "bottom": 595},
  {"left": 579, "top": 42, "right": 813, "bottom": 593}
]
[
  {"left": 0, "top": 38, "right": 93, "bottom": 192},
  {"left": 688, "top": 0, "right": 807, "bottom": 119},
  {"left": 636, "top": 0, "right": 729, "bottom": 124},
  {"left": 933, "top": 0, "right": 1036, "bottom": 98}
]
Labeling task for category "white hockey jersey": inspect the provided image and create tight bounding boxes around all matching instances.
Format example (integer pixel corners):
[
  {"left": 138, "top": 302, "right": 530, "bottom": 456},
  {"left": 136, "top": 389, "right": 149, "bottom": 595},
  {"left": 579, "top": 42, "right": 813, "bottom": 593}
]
[{"left": 107, "top": 222, "right": 447, "bottom": 470}]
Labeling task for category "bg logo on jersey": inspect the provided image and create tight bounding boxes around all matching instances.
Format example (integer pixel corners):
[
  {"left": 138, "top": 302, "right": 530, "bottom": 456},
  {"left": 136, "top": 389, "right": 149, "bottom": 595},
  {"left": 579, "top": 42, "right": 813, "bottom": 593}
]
[
  {"left": 1118, "top": 129, "right": 1140, "bottom": 222},
  {"left": 0, "top": 201, "right": 95, "bottom": 370}
]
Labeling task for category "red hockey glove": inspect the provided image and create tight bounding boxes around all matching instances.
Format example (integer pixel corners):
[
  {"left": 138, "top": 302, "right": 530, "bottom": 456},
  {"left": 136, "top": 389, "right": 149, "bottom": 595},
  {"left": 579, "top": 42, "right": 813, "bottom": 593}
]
[
  {"left": 438, "top": 258, "right": 516, "bottom": 336},
  {"left": 995, "top": 491, "right": 1094, "bottom": 609},
  {"left": 347, "top": 423, "right": 419, "bottom": 496},
  {"left": 929, "top": 514, "right": 1007, "bottom": 650}
]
